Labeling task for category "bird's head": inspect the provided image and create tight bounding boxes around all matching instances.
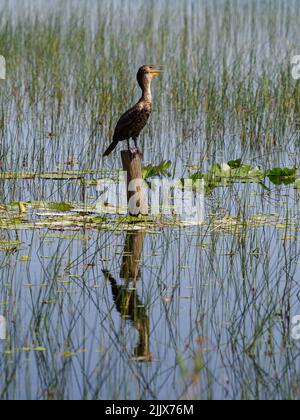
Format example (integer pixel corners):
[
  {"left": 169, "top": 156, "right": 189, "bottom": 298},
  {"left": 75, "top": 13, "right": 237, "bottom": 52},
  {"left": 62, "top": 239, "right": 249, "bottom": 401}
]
[{"left": 137, "top": 65, "right": 162, "bottom": 89}]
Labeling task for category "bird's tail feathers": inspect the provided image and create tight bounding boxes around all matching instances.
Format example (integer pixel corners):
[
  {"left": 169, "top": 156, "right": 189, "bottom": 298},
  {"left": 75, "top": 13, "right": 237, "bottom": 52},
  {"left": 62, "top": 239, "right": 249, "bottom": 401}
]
[{"left": 103, "top": 140, "right": 118, "bottom": 157}]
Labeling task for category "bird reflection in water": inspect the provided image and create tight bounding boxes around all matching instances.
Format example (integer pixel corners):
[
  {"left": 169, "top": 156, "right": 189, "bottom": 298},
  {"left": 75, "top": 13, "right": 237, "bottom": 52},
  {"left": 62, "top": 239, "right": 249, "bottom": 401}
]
[{"left": 103, "top": 231, "right": 152, "bottom": 362}]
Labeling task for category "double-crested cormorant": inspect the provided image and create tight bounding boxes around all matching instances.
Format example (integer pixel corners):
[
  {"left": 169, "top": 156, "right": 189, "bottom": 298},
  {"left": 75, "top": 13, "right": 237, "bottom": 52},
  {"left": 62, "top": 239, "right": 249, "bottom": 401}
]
[{"left": 103, "top": 65, "right": 161, "bottom": 157}]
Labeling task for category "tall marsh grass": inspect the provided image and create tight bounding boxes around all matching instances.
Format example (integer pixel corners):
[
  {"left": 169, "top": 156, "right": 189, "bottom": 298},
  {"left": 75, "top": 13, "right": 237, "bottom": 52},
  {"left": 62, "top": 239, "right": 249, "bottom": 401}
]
[{"left": 0, "top": 0, "right": 299, "bottom": 178}]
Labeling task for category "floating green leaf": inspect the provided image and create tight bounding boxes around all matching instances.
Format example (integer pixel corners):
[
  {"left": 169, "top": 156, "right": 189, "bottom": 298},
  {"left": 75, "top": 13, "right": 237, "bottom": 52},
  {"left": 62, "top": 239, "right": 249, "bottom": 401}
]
[
  {"left": 228, "top": 159, "right": 243, "bottom": 169},
  {"left": 266, "top": 167, "right": 297, "bottom": 186},
  {"left": 142, "top": 161, "right": 172, "bottom": 180}
]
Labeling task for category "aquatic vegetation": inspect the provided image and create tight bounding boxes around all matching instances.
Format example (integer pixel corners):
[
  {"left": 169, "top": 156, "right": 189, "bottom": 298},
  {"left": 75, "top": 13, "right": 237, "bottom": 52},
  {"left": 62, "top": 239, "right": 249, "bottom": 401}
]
[
  {"left": 266, "top": 167, "right": 297, "bottom": 185},
  {"left": 190, "top": 160, "right": 299, "bottom": 189},
  {"left": 142, "top": 160, "right": 172, "bottom": 180}
]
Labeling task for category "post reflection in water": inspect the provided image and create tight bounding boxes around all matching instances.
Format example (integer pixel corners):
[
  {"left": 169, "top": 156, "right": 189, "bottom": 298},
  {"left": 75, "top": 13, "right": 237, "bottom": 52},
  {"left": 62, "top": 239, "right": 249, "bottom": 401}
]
[{"left": 103, "top": 231, "right": 152, "bottom": 362}]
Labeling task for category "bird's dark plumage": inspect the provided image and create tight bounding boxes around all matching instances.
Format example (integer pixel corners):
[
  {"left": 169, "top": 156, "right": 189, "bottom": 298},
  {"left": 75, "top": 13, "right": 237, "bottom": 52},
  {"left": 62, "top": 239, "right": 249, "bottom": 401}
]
[{"left": 103, "top": 65, "right": 161, "bottom": 157}]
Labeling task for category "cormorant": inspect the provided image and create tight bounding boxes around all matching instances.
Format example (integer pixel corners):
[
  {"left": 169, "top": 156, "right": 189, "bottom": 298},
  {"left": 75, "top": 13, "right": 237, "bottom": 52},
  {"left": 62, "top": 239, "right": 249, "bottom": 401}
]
[{"left": 103, "top": 65, "right": 161, "bottom": 157}]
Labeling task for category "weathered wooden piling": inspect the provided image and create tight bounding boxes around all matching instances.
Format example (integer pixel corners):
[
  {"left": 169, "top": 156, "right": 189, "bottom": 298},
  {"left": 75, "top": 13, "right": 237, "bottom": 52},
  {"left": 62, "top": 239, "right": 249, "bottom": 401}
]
[{"left": 121, "top": 151, "right": 148, "bottom": 216}]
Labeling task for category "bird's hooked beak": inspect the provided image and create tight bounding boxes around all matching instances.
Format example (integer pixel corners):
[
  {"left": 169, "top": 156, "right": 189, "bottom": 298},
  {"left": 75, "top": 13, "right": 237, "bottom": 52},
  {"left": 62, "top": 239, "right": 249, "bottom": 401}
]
[{"left": 148, "top": 65, "right": 163, "bottom": 77}]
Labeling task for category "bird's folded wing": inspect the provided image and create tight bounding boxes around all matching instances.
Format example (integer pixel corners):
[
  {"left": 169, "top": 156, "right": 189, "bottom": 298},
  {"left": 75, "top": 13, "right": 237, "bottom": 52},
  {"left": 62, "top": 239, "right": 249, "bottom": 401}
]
[{"left": 113, "top": 106, "right": 140, "bottom": 141}]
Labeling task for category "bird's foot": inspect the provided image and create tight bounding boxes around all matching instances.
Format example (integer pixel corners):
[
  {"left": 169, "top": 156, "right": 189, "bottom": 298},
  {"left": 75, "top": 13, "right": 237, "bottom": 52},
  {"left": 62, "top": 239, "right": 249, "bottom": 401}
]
[{"left": 129, "top": 146, "right": 142, "bottom": 157}]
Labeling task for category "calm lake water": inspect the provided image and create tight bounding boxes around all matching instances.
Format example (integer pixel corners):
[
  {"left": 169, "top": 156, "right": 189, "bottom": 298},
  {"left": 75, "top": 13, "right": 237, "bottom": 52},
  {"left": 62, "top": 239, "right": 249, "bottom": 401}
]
[{"left": 0, "top": 0, "right": 300, "bottom": 400}]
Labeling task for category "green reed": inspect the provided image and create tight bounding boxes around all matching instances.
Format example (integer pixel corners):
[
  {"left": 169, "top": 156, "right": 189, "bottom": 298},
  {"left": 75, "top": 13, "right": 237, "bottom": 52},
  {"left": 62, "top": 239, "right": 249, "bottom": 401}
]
[{"left": 0, "top": 0, "right": 299, "bottom": 178}]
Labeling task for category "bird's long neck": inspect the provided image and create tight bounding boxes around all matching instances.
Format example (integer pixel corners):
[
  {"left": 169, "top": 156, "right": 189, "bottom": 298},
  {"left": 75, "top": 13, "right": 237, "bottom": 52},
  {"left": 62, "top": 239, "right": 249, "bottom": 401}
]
[{"left": 140, "top": 79, "right": 152, "bottom": 104}]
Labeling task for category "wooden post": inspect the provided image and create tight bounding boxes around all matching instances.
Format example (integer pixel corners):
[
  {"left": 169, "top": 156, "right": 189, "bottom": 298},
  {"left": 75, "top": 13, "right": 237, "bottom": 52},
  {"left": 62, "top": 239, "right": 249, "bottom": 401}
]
[{"left": 121, "top": 151, "right": 148, "bottom": 216}]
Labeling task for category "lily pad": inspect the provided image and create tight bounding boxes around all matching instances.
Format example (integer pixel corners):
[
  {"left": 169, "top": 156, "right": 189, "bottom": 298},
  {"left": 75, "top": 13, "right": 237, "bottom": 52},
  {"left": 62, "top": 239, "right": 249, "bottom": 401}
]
[
  {"left": 142, "top": 160, "right": 172, "bottom": 180},
  {"left": 267, "top": 167, "right": 297, "bottom": 185}
]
